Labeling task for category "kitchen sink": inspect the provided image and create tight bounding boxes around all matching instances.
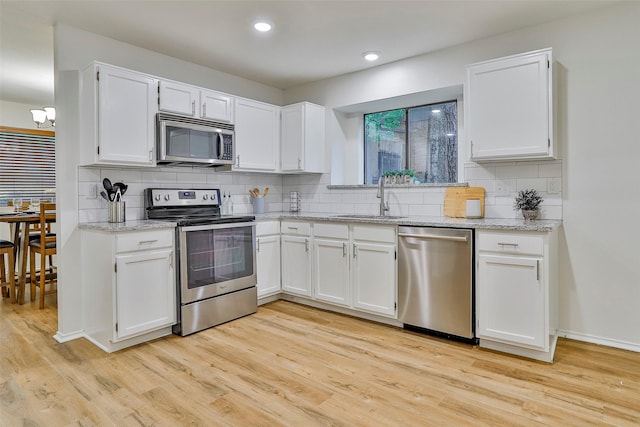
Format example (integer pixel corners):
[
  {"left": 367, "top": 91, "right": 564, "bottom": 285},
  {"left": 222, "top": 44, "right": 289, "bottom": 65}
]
[{"left": 332, "top": 214, "right": 407, "bottom": 219}]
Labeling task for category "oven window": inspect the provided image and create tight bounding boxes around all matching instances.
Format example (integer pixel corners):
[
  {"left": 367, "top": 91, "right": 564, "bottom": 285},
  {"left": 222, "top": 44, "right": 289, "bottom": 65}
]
[{"left": 185, "top": 226, "right": 254, "bottom": 288}]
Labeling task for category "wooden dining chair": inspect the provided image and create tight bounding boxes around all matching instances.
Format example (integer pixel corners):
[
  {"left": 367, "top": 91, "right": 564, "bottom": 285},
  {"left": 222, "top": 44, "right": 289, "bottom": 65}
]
[
  {"left": 29, "top": 203, "right": 57, "bottom": 308},
  {"left": 0, "top": 239, "right": 16, "bottom": 303}
]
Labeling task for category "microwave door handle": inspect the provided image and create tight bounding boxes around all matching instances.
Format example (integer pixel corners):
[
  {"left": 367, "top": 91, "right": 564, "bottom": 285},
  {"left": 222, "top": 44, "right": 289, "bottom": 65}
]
[{"left": 216, "top": 133, "right": 222, "bottom": 159}]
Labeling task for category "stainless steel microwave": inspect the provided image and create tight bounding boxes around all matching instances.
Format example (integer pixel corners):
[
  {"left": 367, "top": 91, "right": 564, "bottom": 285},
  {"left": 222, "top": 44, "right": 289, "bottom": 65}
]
[{"left": 157, "top": 113, "right": 234, "bottom": 167}]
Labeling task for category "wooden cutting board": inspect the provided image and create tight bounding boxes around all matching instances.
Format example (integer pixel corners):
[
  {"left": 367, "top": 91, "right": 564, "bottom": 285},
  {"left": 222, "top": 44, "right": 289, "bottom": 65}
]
[{"left": 443, "top": 187, "right": 485, "bottom": 218}]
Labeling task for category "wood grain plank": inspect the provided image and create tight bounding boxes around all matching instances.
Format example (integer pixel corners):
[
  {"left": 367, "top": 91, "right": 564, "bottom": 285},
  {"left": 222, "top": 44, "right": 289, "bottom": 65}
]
[{"left": 2, "top": 298, "right": 639, "bottom": 426}]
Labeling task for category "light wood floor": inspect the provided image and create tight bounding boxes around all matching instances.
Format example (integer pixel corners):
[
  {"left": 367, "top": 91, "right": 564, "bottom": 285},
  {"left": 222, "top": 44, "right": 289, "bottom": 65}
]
[{"left": 1, "top": 296, "right": 639, "bottom": 426}]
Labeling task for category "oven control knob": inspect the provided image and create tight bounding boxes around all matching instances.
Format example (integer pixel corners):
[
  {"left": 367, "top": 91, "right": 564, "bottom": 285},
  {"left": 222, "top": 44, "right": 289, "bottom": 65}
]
[
  {"left": 210, "top": 194, "right": 217, "bottom": 202},
  {"left": 164, "top": 194, "right": 170, "bottom": 201},
  {"left": 154, "top": 194, "right": 160, "bottom": 201},
  {"left": 203, "top": 194, "right": 209, "bottom": 200}
]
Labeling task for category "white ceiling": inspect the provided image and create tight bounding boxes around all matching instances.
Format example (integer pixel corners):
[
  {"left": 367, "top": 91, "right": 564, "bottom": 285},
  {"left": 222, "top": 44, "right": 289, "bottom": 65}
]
[{"left": 0, "top": 0, "right": 617, "bottom": 106}]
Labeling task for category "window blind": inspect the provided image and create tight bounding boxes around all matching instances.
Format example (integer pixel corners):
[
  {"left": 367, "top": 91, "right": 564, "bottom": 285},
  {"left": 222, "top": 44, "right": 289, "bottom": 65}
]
[{"left": 0, "top": 127, "right": 55, "bottom": 204}]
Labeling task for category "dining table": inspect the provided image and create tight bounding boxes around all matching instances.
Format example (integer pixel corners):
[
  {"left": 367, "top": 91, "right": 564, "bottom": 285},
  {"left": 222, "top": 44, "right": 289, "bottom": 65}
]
[{"left": 0, "top": 209, "right": 56, "bottom": 304}]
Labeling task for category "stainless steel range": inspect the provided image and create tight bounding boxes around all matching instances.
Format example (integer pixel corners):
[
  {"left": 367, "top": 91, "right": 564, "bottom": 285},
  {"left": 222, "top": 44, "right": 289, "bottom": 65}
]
[{"left": 144, "top": 188, "right": 257, "bottom": 336}]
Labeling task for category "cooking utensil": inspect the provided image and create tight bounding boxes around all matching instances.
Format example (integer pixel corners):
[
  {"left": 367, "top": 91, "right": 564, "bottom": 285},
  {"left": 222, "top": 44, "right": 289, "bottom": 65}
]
[
  {"left": 252, "top": 187, "right": 260, "bottom": 197},
  {"left": 100, "top": 190, "right": 110, "bottom": 201},
  {"left": 115, "top": 188, "right": 122, "bottom": 202},
  {"left": 103, "top": 178, "right": 115, "bottom": 201},
  {"left": 113, "top": 182, "right": 128, "bottom": 195},
  {"left": 263, "top": 187, "right": 269, "bottom": 197}
]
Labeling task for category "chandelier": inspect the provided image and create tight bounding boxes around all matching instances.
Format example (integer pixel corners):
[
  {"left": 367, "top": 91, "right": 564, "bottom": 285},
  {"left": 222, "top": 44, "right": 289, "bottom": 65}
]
[{"left": 30, "top": 107, "right": 55, "bottom": 128}]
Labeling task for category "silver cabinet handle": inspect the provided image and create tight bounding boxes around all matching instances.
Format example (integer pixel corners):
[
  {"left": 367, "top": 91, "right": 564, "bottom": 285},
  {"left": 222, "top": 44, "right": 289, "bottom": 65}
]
[
  {"left": 298, "top": 158, "right": 302, "bottom": 170},
  {"left": 343, "top": 242, "right": 347, "bottom": 257},
  {"left": 169, "top": 251, "right": 173, "bottom": 269},
  {"left": 236, "top": 155, "right": 240, "bottom": 167},
  {"left": 497, "top": 242, "right": 519, "bottom": 247},
  {"left": 353, "top": 243, "right": 357, "bottom": 258},
  {"left": 537, "top": 260, "right": 540, "bottom": 281},
  {"left": 305, "top": 238, "right": 309, "bottom": 252},
  {"left": 202, "top": 103, "right": 206, "bottom": 117},
  {"left": 398, "top": 233, "right": 468, "bottom": 243},
  {"left": 256, "top": 238, "right": 260, "bottom": 252},
  {"left": 138, "top": 240, "right": 158, "bottom": 245},
  {"left": 191, "top": 100, "right": 195, "bottom": 116}
]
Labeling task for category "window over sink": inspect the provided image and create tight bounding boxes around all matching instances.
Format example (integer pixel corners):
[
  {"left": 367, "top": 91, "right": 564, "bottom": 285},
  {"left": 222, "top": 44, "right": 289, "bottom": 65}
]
[{"left": 364, "top": 100, "right": 458, "bottom": 185}]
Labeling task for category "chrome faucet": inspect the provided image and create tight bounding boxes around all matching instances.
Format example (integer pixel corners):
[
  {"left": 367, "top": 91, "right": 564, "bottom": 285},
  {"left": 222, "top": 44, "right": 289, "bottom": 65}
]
[{"left": 377, "top": 177, "right": 390, "bottom": 216}]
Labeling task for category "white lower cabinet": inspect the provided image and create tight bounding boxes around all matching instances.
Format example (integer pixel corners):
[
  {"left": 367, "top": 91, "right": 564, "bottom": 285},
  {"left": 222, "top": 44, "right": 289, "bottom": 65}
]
[
  {"left": 310, "top": 222, "right": 397, "bottom": 318},
  {"left": 281, "top": 221, "right": 312, "bottom": 297},
  {"left": 476, "top": 229, "right": 558, "bottom": 362},
  {"left": 313, "top": 223, "right": 350, "bottom": 306},
  {"left": 82, "top": 228, "right": 176, "bottom": 352},
  {"left": 256, "top": 221, "right": 281, "bottom": 298},
  {"left": 352, "top": 240, "right": 397, "bottom": 317}
]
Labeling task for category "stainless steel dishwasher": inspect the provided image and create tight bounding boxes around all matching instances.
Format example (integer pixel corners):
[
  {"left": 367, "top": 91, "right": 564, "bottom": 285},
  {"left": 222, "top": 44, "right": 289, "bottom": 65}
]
[{"left": 398, "top": 226, "right": 476, "bottom": 342}]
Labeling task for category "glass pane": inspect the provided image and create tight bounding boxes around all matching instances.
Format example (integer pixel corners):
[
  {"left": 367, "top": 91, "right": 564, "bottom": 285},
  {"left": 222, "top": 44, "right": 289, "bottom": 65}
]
[
  {"left": 185, "top": 227, "right": 254, "bottom": 289},
  {"left": 189, "top": 130, "right": 215, "bottom": 158},
  {"left": 364, "top": 109, "right": 406, "bottom": 185},
  {"left": 166, "top": 127, "right": 191, "bottom": 157},
  {"left": 408, "top": 101, "right": 457, "bottom": 183}
]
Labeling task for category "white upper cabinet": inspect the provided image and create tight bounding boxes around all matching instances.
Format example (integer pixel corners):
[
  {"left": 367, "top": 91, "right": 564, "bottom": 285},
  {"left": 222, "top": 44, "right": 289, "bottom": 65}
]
[
  {"left": 465, "top": 48, "right": 554, "bottom": 161},
  {"left": 80, "top": 62, "right": 157, "bottom": 167},
  {"left": 281, "top": 102, "right": 325, "bottom": 173},
  {"left": 201, "top": 89, "right": 234, "bottom": 123},
  {"left": 158, "top": 80, "right": 234, "bottom": 123},
  {"left": 234, "top": 97, "right": 280, "bottom": 171}
]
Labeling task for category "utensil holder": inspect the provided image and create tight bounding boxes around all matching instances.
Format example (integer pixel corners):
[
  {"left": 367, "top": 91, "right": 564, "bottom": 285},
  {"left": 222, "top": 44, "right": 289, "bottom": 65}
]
[
  {"left": 252, "top": 197, "right": 265, "bottom": 214},
  {"left": 108, "top": 201, "right": 126, "bottom": 223}
]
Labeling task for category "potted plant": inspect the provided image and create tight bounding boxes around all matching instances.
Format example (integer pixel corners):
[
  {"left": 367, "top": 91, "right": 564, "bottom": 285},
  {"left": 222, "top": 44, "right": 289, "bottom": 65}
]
[{"left": 513, "top": 189, "right": 544, "bottom": 221}]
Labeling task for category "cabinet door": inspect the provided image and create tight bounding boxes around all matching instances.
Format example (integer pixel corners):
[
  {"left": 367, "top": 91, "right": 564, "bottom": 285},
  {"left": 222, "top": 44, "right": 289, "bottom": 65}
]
[
  {"left": 477, "top": 254, "right": 545, "bottom": 349},
  {"left": 281, "top": 235, "right": 311, "bottom": 296},
  {"left": 158, "top": 80, "right": 198, "bottom": 116},
  {"left": 256, "top": 235, "right": 281, "bottom": 297},
  {"left": 281, "top": 104, "right": 304, "bottom": 171},
  {"left": 281, "top": 102, "right": 325, "bottom": 173},
  {"left": 115, "top": 249, "right": 176, "bottom": 340},
  {"left": 467, "top": 49, "right": 552, "bottom": 161},
  {"left": 201, "top": 89, "right": 234, "bottom": 123},
  {"left": 234, "top": 98, "right": 279, "bottom": 171},
  {"left": 313, "top": 238, "right": 350, "bottom": 306},
  {"left": 97, "top": 65, "right": 157, "bottom": 166},
  {"left": 352, "top": 242, "right": 396, "bottom": 317}
]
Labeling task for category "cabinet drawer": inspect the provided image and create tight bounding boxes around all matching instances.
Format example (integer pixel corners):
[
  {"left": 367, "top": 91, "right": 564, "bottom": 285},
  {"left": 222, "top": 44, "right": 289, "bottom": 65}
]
[
  {"left": 116, "top": 230, "right": 174, "bottom": 253},
  {"left": 257, "top": 221, "right": 280, "bottom": 236},
  {"left": 352, "top": 225, "right": 396, "bottom": 243},
  {"left": 477, "top": 230, "right": 544, "bottom": 256},
  {"left": 314, "top": 222, "right": 348, "bottom": 239},
  {"left": 281, "top": 221, "right": 311, "bottom": 236}
]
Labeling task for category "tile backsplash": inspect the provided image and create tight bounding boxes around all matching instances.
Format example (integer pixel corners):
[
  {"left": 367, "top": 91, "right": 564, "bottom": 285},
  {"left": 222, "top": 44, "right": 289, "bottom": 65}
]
[
  {"left": 78, "top": 166, "right": 284, "bottom": 223},
  {"left": 78, "top": 159, "right": 562, "bottom": 222}
]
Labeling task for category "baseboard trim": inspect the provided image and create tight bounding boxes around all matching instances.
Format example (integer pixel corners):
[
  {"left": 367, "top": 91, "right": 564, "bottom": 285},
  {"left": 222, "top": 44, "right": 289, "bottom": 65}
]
[
  {"left": 558, "top": 329, "right": 640, "bottom": 353},
  {"left": 53, "top": 330, "right": 84, "bottom": 343}
]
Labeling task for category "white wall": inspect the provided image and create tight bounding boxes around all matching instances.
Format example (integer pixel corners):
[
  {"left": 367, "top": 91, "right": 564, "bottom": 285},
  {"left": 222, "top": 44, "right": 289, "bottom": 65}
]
[{"left": 284, "top": 2, "right": 640, "bottom": 350}]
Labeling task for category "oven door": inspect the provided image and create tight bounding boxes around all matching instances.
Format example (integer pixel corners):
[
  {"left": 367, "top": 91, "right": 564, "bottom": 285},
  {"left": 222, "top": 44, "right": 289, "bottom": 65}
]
[{"left": 178, "top": 221, "right": 256, "bottom": 304}]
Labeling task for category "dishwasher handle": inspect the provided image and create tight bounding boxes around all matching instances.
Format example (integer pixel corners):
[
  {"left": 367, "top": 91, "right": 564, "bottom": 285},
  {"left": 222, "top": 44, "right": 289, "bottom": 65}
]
[{"left": 398, "top": 232, "right": 468, "bottom": 243}]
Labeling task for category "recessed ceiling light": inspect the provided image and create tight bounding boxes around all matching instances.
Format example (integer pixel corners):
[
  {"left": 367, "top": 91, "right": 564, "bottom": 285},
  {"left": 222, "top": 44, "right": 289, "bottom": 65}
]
[
  {"left": 362, "top": 51, "right": 380, "bottom": 61},
  {"left": 254, "top": 21, "right": 273, "bottom": 32}
]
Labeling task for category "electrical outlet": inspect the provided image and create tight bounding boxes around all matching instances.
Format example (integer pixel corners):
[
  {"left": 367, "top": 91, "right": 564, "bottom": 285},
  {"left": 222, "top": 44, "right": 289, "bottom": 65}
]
[
  {"left": 547, "top": 178, "right": 561, "bottom": 194},
  {"left": 495, "top": 180, "right": 510, "bottom": 196}
]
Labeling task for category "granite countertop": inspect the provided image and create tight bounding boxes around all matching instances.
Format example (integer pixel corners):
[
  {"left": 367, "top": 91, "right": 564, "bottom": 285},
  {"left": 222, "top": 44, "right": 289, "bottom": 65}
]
[
  {"left": 79, "top": 219, "right": 177, "bottom": 232},
  {"left": 255, "top": 212, "right": 562, "bottom": 232}
]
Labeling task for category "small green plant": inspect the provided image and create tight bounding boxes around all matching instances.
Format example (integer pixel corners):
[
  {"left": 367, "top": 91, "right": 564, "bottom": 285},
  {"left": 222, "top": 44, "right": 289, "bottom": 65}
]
[
  {"left": 513, "top": 189, "right": 544, "bottom": 211},
  {"left": 383, "top": 169, "right": 416, "bottom": 177}
]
